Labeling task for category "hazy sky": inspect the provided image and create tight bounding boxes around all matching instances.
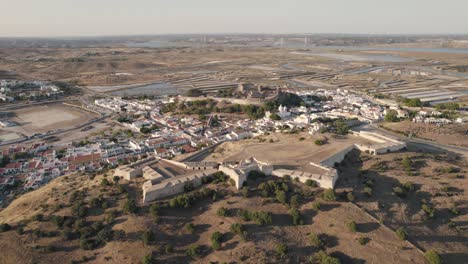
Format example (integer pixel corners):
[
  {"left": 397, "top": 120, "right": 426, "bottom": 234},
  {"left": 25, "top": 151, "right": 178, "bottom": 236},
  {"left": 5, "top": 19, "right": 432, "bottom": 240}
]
[{"left": 1, "top": 0, "right": 467, "bottom": 37}]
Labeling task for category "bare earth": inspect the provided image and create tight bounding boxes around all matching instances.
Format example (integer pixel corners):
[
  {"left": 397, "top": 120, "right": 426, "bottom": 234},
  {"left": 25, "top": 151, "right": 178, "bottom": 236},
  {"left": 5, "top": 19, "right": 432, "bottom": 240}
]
[
  {"left": 0, "top": 104, "right": 99, "bottom": 136},
  {"left": 381, "top": 120, "right": 468, "bottom": 148}
]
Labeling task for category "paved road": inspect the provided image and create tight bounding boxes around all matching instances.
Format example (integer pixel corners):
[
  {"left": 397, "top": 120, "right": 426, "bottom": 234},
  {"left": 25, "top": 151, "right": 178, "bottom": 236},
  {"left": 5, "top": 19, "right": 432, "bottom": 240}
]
[{"left": 364, "top": 124, "right": 468, "bottom": 156}]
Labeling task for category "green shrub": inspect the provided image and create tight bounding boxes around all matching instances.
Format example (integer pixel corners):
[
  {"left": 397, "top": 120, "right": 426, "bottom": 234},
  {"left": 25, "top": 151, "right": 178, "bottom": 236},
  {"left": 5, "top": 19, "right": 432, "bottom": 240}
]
[
  {"left": 322, "top": 189, "right": 336, "bottom": 201},
  {"left": 310, "top": 250, "right": 341, "bottom": 264},
  {"left": 217, "top": 207, "right": 228, "bottom": 217},
  {"left": 393, "top": 186, "right": 406, "bottom": 198},
  {"left": 241, "top": 187, "right": 249, "bottom": 198},
  {"left": 396, "top": 227, "right": 407, "bottom": 240},
  {"left": 123, "top": 198, "right": 137, "bottom": 214},
  {"left": 450, "top": 206, "right": 460, "bottom": 215},
  {"left": 421, "top": 204, "right": 435, "bottom": 218},
  {"left": 305, "top": 179, "right": 318, "bottom": 187},
  {"left": 149, "top": 204, "right": 159, "bottom": 219},
  {"left": 276, "top": 190, "right": 287, "bottom": 204},
  {"left": 402, "top": 156, "right": 412, "bottom": 170},
  {"left": 315, "top": 139, "right": 325, "bottom": 145},
  {"left": 311, "top": 201, "right": 321, "bottom": 211},
  {"left": 290, "top": 194, "right": 301, "bottom": 208},
  {"left": 142, "top": 230, "right": 154, "bottom": 246},
  {"left": 308, "top": 233, "right": 323, "bottom": 248},
  {"left": 290, "top": 208, "right": 303, "bottom": 226},
  {"left": 101, "top": 178, "right": 110, "bottom": 187},
  {"left": 32, "top": 214, "right": 44, "bottom": 222},
  {"left": 424, "top": 249, "right": 442, "bottom": 264},
  {"left": 358, "top": 237, "right": 369, "bottom": 245},
  {"left": 402, "top": 182, "right": 414, "bottom": 192},
  {"left": 164, "top": 244, "right": 173, "bottom": 254},
  {"left": 211, "top": 231, "right": 222, "bottom": 250},
  {"left": 186, "top": 244, "right": 201, "bottom": 259},
  {"left": 230, "top": 223, "right": 247, "bottom": 241},
  {"left": 346, "top": 192, "right": 355, "bottom": 202},
  {"left": 275, "top": 243, "right": 288, "bottom": 257},
  {"left": 347, "top": 221, "right": 357, "bottom": 232},
  {"left": 79, "top": 239, "right": 96, "bottom": 250},
  {"left": 185, "top": 223, "right": 195, "bottom": 234},
  {"left": 363, "top": 187, "right": 373, "bottom": 197},
  {"left": 0, "top": 223, "right": 11, "bottom": 232},
  {"left": 142, "top": 253, "right": 153, "bottom": 264}
]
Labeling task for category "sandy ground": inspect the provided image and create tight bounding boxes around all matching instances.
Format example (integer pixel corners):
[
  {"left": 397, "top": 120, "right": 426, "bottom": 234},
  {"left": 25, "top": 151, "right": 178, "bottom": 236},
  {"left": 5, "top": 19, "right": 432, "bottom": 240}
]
[
  {"left": 0, "top": 104, "right": 100, "bottom": 137},
  {"left": 201, "top": 132, "right": 373, "bottom": 173}
]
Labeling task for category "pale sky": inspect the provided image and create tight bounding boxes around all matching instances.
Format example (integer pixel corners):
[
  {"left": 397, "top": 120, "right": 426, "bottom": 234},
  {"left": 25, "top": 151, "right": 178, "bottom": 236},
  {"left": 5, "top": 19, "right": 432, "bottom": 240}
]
[{"left": 1, "top": 0, "right": 467, "bottom": 37}]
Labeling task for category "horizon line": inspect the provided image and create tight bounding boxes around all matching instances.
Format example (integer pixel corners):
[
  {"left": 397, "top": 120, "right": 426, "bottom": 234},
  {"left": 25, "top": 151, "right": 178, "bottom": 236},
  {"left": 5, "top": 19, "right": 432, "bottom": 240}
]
[{"left": 1, "top": 32, "right": 468, "bottom": 39}]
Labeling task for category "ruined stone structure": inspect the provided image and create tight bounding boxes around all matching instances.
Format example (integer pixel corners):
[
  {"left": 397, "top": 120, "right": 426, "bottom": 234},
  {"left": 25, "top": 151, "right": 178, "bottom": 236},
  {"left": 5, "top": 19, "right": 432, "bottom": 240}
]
[
  {"left": 218, "top": 157, "right": 273, "bottom": 189},
  {"left": 113, "top": 156, "right": 157, "bottom": 180},
  {"left": 113, "top": 131, "right": 406, "bottom": 202}
]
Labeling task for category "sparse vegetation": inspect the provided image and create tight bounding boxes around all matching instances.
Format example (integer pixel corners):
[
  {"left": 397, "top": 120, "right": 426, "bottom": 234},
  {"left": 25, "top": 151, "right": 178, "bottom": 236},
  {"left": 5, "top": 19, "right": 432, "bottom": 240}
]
[{"left": 309, "top": 250, "right": 341, "bottom": 264}]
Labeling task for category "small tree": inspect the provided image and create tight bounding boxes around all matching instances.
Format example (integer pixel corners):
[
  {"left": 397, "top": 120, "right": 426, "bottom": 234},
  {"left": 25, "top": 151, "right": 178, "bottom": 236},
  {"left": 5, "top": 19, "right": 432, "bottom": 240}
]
[
  {"left": 384, "top": 109, "right": 399, "bottom": 122},
  {"left": 424, "top": 249, "right": 442, "bottom": 264},
  {"left": 142, "top": 230, "right": 154, "bottom": 246},
  {"left": 142, "top": 253, "right": 153, "bottom": 264},
  {"left": 123, "top": 198, "right": 137, "bottom": 214}
]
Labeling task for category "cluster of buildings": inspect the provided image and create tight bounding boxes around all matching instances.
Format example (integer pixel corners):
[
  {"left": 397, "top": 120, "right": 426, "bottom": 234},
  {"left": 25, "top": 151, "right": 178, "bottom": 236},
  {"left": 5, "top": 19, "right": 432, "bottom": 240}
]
[
  {"left": 412, "top": 110, "right": 452, "bottom": 125},
  {"left": 0, "top": 80, "right": 63, "bottom": 102},
  {"left": 0, "top": 139, "right": 141, "bottom": 193}
]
